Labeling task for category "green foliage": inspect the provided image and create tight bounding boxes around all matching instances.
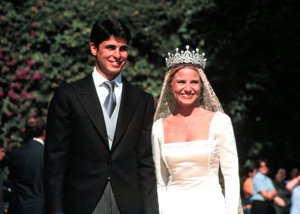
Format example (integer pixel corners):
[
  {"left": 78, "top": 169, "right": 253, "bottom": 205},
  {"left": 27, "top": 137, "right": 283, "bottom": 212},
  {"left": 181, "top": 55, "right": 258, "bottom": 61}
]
[
  {"left": 1, "top": 1, "right": 51, "bottom": 146},
  {"left": 1, "top": 0, "right": 299, "bottom": 169},
  {"left": 0, "top": 0, "right": 216, "bottom": 148}
]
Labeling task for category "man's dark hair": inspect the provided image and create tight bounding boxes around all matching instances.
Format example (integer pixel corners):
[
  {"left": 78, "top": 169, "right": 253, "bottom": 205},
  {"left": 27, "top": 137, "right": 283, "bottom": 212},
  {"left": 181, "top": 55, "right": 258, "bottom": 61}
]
[
  {"left": 90, "top": 17, "right": 131, "bottom": 47},
  {"left": 25, "top": 117, "right": 45, "bottom": 139}
]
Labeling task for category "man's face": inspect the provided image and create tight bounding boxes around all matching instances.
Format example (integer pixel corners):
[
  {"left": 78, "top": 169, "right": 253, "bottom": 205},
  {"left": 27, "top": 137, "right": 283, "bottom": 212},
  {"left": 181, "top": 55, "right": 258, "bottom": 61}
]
[{"left": 90, "top": 36, "right": 128, "bottom": 80}]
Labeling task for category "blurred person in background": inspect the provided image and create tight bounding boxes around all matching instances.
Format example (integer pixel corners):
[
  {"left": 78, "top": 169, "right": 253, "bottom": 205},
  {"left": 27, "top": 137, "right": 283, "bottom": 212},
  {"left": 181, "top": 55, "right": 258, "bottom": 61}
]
[
  {"left": 272, "top": 167, "right": 290, "bottom": 214},
  {"left": 286, "top": 169, "right": 300, "bottom": 214},
  {"left": 242, "top": 166, "right": 257, "bottom": 214},
  {"left": 7, "top": 116, "right": 45, "bottom": 214},
  {"left": 251, "top": 159, "right": 277, "bottom": 214},
  {"left": 285, "top": 167, "right": 299, "bottom": 185}
]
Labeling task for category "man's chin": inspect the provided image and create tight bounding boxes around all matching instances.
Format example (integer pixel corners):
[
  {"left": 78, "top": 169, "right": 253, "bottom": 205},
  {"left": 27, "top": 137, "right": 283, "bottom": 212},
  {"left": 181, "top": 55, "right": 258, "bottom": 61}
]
[{"left": 110, "top": 69, "right": 122, "bottom": 74}]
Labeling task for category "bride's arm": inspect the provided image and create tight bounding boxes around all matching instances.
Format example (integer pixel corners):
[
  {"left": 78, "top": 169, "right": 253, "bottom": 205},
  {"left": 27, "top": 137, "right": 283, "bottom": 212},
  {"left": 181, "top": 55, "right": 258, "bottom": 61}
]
[
  {"left": 215, "top": 113, "right": 240, "bottom": 214},
  {"left": 151, "top": 120, "right": 169, "bottom": 213}
]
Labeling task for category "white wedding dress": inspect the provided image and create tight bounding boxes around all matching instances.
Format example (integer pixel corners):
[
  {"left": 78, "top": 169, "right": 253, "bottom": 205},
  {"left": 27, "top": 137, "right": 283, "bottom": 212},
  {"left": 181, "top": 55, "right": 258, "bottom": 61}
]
[{"left": 151, "top": 112, "right": 240, "bottom": 214}]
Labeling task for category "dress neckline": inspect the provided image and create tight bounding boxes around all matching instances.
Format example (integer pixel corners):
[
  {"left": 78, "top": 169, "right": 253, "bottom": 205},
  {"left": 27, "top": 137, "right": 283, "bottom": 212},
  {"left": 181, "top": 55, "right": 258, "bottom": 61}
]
[
  {"left": 164, "top": 139, "right": 210, "bottom": 145},
  {"left": 158, "top": 111, "right": 221, "bottom": 145}
]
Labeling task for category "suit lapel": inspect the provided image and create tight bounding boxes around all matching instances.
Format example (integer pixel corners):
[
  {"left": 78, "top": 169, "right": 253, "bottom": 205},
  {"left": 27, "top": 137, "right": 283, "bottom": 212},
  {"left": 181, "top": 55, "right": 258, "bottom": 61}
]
[
  {"left": 111, "top": 80, "right": 140, "bottom": 151},
  {"left": 72, "top": 74, "right": 109, "bottom": 149}
]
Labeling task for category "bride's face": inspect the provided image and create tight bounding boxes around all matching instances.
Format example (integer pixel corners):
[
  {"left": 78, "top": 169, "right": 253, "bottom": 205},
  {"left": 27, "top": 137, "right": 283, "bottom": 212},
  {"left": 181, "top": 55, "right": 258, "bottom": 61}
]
[{"left": 170, "top": 67, "right": 201, "bottom": 108}]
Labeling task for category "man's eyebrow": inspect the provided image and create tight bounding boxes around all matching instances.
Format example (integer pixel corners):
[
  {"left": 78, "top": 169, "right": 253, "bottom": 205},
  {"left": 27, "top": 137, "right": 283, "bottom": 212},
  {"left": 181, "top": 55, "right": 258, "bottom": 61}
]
[{"left": 105, "top": 44, "right": 116, "bottom": 48}]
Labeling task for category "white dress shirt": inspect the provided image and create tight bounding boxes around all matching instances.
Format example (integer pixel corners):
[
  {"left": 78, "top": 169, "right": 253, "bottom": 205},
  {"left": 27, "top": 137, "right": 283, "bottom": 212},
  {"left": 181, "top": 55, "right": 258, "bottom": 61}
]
[{"left": 92, "top": 67, "right": 122, "bottom": 149}]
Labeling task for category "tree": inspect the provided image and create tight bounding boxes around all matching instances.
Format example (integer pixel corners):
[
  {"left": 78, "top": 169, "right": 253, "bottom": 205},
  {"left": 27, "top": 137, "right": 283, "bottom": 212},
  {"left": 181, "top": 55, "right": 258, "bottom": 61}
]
[{"left": 1, "top": 0, "right": 299, "bottom": 169}]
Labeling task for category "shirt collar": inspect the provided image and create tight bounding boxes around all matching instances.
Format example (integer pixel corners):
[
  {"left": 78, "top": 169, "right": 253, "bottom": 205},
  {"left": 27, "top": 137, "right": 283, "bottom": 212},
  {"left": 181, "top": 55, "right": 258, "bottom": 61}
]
[
  {"left": 92, "top": 67, "right": 122, "bottom": 88},
  {"left": 33, "top": 137, "right": 44, "bottom": 145}
]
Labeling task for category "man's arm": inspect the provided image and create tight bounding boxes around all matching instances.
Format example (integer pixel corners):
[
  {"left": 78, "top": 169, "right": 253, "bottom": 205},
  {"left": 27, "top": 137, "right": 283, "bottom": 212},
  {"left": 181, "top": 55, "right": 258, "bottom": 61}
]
[
  {"left": 137, "top": 95, "right": 159, "bottom": 214},
  {"left": 286, "top": 175, "right": 300, "bottom": 192},
  {"left": 44, "top": 87, "right": 71, "bottom": 214}
]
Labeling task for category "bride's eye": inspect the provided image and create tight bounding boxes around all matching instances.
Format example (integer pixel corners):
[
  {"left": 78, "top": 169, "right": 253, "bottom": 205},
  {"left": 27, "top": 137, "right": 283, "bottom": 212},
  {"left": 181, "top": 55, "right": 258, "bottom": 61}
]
[
  {"left": 191, "top": 80, "right": 200, "bottom": 85},
  {"left": 176, "top": 80, "right": 186, "bottom": 84}
]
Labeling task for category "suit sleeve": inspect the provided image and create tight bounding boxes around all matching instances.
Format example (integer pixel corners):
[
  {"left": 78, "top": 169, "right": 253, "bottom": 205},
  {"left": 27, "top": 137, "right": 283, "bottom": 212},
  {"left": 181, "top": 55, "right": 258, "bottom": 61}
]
[
  {"left": 44, "top": 87, "right": 71, "bottom": 213},
  {"left": 137, "top": 95, "right": 159, "bottom": 214}
]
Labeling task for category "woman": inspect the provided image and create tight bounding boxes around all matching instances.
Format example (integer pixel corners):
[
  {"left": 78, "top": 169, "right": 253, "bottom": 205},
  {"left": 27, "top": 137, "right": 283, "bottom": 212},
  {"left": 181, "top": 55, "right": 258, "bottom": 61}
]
[
  {"left": 152, "top": 46, "right": 242, "bottom": 214},
  {"left": 251, "top": 159, "right": 277, "bottom": 214},
  {"left": 242, "top": 166, "right": 257, "bottom": 214}
]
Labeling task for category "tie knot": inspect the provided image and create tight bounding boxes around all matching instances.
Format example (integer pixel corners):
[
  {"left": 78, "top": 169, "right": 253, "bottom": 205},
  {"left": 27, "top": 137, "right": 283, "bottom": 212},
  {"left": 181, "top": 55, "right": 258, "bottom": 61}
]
[{"left": 103, "top": 81, "right": 116, "bottom": 92}]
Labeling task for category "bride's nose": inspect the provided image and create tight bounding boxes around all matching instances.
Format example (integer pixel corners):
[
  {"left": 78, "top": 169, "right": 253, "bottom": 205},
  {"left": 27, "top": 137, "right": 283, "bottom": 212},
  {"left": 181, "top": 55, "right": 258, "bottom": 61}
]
[{"left": 184, "top": 83, "right": 192, "bottom": 92}]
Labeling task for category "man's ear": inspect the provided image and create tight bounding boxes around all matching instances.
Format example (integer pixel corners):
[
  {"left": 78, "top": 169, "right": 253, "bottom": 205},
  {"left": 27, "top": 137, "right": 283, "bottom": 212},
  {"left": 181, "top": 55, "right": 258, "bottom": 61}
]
[{"left": 90, "top": 42, "right": 97, "bottom": 56}]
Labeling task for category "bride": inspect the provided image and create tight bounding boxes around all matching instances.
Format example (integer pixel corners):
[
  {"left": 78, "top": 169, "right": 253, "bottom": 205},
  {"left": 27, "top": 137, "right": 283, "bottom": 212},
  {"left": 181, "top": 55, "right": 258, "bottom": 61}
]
[{"left": 152, "top": 46, "right": 243, "bottom": 214}]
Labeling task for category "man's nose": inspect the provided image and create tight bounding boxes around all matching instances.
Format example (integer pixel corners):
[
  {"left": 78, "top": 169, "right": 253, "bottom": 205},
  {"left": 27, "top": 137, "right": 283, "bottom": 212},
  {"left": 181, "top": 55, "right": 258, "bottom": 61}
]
[{"left": 113, "top": 49, "right": 121, "bottom": 58}]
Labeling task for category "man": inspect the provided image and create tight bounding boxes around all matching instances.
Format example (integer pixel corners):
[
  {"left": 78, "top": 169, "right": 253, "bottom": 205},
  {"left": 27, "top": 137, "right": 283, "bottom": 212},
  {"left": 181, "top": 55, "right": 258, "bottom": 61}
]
[
  {"left": 44, "top": 18, "right": 159, "bottom": 214},
  {"left": 8, "top": 116, "right": 45, "bottom": 214}
]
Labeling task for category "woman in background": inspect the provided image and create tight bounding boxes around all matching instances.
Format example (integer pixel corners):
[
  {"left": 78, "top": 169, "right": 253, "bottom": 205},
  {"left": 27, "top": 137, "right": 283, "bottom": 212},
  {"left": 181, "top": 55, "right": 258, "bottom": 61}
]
[{"left": 251, "top": 159, "right": 277, "bottom": 214}]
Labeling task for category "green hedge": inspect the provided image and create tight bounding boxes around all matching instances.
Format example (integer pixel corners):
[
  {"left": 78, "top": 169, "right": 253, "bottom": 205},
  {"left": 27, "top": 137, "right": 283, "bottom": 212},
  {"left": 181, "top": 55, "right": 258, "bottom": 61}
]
[
  {"left": 1, "top": 0, "right": 299, "bottom": 168},
  {"left": 0, "top": 0, "right": 214, "bottom": 147}
]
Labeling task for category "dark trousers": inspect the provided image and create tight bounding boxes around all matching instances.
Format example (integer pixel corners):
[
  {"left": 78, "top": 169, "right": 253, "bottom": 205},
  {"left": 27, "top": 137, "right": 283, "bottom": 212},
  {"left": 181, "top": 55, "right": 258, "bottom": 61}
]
[{"left": 251, "top": 200, "right": 275, "bottom": 214}]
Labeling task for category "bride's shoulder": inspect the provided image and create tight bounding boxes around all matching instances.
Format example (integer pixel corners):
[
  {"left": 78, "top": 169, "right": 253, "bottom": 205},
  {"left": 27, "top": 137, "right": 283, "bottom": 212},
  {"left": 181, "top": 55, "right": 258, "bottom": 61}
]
[
  {"left": 153, "top": 118, "right": 163, "bottom": 129},
  {"left": 211, "top": 111, "right": 232, "bottom": 127},
  {"left": 152, "top": 118, "right": 164, "bottom": 139},
  {"left": 213, "top": 111, "right": 231, "bottom": 120}
]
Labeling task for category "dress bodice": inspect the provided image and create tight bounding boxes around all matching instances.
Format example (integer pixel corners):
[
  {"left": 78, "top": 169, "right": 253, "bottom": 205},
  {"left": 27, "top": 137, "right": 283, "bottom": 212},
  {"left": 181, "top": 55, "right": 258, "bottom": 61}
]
[
  {"left": 162, "top": 140, "right": 218, "bottom": 189},
  {"left": 151, "top": 111, "right": 240, "bottom": 214}
]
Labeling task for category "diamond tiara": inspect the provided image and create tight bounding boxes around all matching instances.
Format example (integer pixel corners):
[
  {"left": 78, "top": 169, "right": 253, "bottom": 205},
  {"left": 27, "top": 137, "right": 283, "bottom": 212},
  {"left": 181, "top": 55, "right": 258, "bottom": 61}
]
[{"left": 165, "top": 45, "right": 206, "bottom": 70}]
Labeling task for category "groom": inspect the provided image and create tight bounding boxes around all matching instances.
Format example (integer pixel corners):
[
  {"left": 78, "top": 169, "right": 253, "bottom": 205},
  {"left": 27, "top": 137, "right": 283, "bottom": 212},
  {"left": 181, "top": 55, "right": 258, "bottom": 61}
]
[{"left": 44, "top": 17, "right": 159, "bottom": 214}]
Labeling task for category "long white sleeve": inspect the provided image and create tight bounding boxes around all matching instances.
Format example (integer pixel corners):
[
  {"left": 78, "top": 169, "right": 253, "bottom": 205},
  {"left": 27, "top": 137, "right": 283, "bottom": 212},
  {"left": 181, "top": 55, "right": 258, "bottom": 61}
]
[
  {"left": 151, "top": 119, "right": 169, "bottom": 213},
  {"left": 214, "top": 112, "right": 240, "bottom": 214}
]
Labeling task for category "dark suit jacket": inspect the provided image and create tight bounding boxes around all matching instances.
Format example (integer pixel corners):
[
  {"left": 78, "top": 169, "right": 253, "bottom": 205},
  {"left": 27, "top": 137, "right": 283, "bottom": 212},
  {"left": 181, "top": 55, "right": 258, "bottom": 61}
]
[
  {"left": 45, "top": 73, "right": 159, "bottom": 214},
  {"left": 0, "top": 166, "right": 5, "bottom": 214},
  {"left": 8, "top": 139, "right": 44, "bottom": 214}
]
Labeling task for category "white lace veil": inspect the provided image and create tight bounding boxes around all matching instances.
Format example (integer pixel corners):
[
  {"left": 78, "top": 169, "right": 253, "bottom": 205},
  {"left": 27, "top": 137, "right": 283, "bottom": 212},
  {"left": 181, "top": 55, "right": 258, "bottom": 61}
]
[
  {"left": 154, "top": 64, "right": 223, "bottom": 121},
  {"left": 153, "top": 56, "right": 244, "bottom": 214}
]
